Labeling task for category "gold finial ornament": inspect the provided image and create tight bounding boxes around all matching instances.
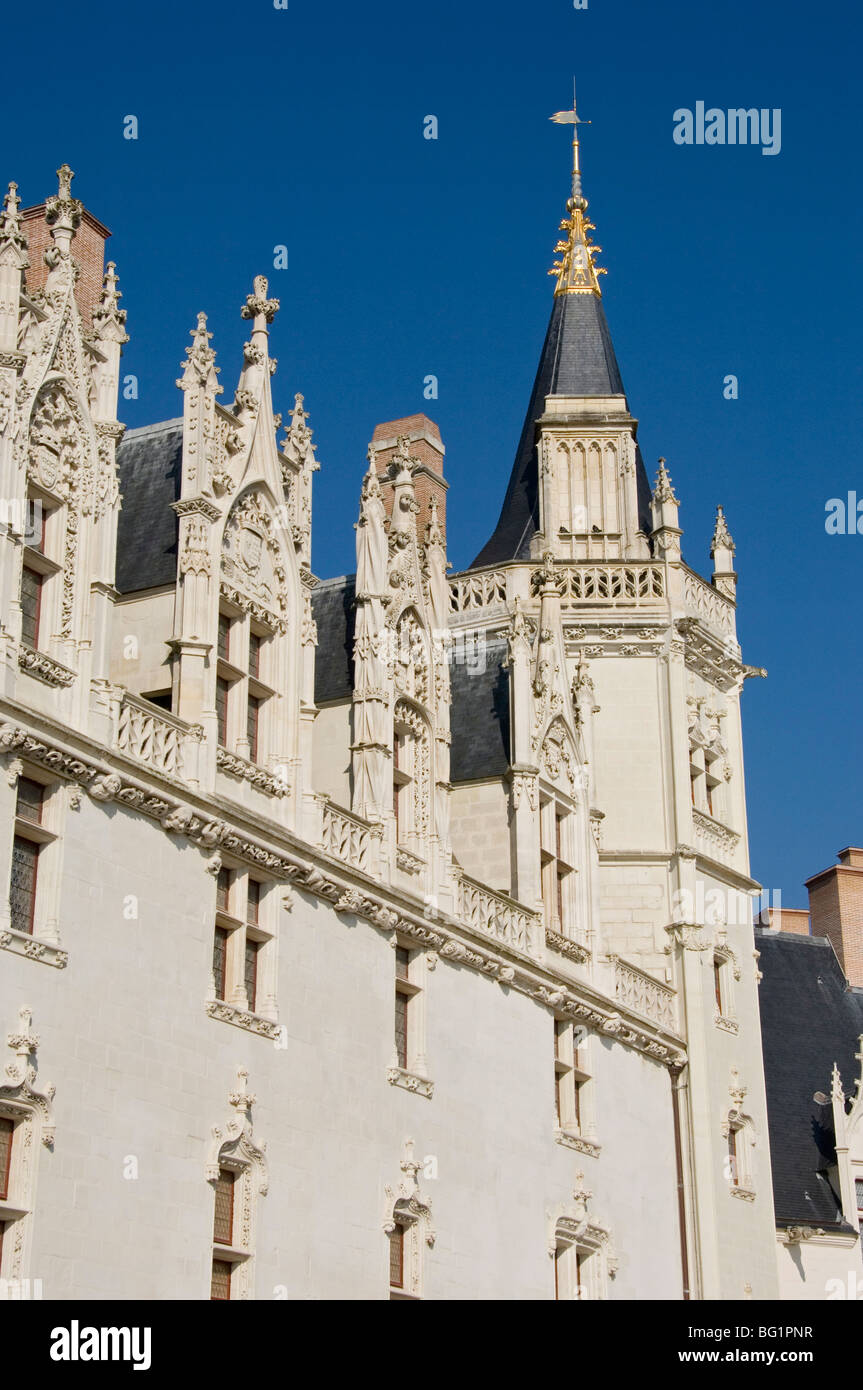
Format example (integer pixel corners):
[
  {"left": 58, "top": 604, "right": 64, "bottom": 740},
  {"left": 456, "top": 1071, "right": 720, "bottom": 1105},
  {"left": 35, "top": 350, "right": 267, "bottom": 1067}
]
[{"left": 548, "top": 84, "right": 606, "bottom": 297}]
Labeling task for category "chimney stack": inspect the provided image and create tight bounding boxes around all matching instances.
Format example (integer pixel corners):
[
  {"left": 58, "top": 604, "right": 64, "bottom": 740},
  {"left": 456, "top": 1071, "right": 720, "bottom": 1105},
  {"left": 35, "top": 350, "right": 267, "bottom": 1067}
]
[
  {"left": 806, "top": 848, "right": 863, "bottom": 985},
  {"left": 370, "top": 414, "right": 447, "bottom": 541},
  {"left": 21, "top": 195, "right": 110, "bottom": 330}
]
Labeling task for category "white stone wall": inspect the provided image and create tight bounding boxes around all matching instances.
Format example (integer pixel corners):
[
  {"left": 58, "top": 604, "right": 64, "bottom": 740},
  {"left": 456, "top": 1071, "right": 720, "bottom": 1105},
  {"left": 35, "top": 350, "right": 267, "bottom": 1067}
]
[
  {"left": 110, "top": 590, "right": 174, "bottom": 697},
  {"left": 448, "top": 778, "right": 511, "bottom": 897},
  {"left": 1, "top": 793, "right": 684, "bottom": 1300},
  {"left": 311, "top": 701, "right": 352, "bottom": 809}
]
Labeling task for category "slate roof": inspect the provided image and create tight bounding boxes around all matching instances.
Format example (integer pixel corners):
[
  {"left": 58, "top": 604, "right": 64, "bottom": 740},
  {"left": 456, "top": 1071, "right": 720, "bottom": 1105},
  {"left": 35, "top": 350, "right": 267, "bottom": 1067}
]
[
  {"left": 756, "top": 927, "right": 863, "bottom": 1228},
  {"left": 449, "top": 639, "right": 510, "bottom": 781},
  {"left": 116, "top": 419, "right": 183, "bottom": 594},
  {"left": 312, "top": 578, "right": 510, "bottom": 782},
  {"left": 472, "top": 291, "right": 651, "bottom": 568},
  {"left": 312, "top": 576, "right": 356, "bottom": 704}
]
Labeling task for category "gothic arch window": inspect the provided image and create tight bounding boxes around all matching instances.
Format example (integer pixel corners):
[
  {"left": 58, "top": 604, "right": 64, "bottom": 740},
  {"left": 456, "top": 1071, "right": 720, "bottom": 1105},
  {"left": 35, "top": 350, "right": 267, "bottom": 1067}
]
[
  {"left": 24, "top": 382, "right": 95, "bottom": 656},
  {"left": 548, "top": 1178, "right": 615, "bottom": 1301},
  {"left": 712, "top": 939, "right": 740, "bottom": 1033},
  {"left": 383, "top": 1140, "right": 435, "bottom": 1300},
  {"left": 0, "top": 1009, "right": 55, "bottom": 1287},
  {"left": 722, "top": 1072, "right": 756, "bottom": 1200},
  {"left": 538, "top": 720, "right": 580, "bottom": 938},
  {"left": 392, "top": 700, "right": 431, "bottom": 856},
  {"left": 217, "top": 487, "right": 290, "bottom": 771},
  {"left": 206, "top": 1068, "right": 268, "bottom": 1300}
]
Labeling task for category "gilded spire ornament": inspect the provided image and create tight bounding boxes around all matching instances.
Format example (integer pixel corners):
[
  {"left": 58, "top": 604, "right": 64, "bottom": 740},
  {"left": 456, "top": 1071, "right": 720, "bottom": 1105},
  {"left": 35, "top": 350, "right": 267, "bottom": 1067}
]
[{"left": 548, "top": 85, "right": 606, "bottom": 296}]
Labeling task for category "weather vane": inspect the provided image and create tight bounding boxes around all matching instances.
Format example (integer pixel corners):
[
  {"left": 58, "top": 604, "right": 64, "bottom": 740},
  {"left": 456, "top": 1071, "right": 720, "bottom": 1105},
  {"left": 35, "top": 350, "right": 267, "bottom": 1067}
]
[{"left": 550, "top": 79, "right": 591, "bottom": 203}]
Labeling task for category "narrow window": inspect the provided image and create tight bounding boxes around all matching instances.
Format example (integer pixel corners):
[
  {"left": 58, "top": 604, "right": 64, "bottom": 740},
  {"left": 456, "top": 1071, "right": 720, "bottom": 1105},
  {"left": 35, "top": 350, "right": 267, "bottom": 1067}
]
[
  {"left": 20, "top": 564, "right": 43, "bottom": 649},
  {"left": 216, "top": 867, "right": 232, "bottom": 914},
  {"left": 246, "top": 695, "right": 261, "bottom": 764},
  {"left": 213, "top": 927, "right": 229, "bottom": 1002},
  {"left": 215, "top": 677, "right": 229, "bottom": 747},
  {"left": 727, "top": 1127, "right": 739, "bottom": 1186},
  {"left": 855, "top": 1178, "right": 863, "bottom": 1223},
  {"left": 210, "top": 1258, "right": 232, "bottom": 1301},
  {"left": 246, "top": 879, "right": 260, "bottom": 927},
  {"left": 248, "top": 631, "right": 261, "bottom": 680},
  {"left": 713, "top": 956, "right": 724, "bottom": 1013},
  {"left": 217, "top": 613, "right": 230, "bottom": 663},
  {"left": 389, "top": 1225, "right": 404, "bottom": 1293},
  {"left": 213, "top": 1167, "right": 235, "bottom": 1246},
  {"left": 244, "top": 938, "right": 259, "bottom": 1014},
  {"left": 10, "top": 836, "right": 38, "bottom": 934},
  {"left": 0, "top": 1117, "right": 13, "bottom": 1201},
  {"left": 394, "top": 946, "right": 410, "bottom": 1070}
]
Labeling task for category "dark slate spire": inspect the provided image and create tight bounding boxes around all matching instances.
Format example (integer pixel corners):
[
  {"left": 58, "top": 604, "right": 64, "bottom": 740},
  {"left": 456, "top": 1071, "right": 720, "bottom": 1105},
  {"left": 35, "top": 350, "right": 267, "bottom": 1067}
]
[{"left": 472, "top": 99, "right": 632, "bottom": 568}]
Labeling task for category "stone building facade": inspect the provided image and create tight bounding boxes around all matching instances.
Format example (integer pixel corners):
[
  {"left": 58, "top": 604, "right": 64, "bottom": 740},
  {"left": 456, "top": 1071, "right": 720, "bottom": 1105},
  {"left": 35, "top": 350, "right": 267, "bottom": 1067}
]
[{"left": 0, "top": 123, "right": 778, "bottom": 1300}]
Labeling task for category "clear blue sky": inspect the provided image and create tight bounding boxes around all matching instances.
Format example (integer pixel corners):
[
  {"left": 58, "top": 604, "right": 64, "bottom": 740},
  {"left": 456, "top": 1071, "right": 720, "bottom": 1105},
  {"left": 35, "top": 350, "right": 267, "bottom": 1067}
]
[{"left": 4, "top": 0, "right": 861, "bottom": 909}]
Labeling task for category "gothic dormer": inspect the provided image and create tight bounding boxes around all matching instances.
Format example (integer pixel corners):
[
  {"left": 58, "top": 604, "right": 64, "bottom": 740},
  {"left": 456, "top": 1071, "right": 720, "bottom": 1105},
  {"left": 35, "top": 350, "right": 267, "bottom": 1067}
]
[
  {"left": 170, "top": 276, "right": 318, "bottom": 830},
  {"left": 351, "top": 434, "right": 453, "bottom": 907},
  {"left": 0, "top": 167, "right": 125, "bottom": 733}
]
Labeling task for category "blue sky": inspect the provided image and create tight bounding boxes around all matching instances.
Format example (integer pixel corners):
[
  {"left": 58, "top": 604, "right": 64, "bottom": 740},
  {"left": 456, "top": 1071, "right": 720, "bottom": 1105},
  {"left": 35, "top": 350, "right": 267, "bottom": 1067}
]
[{"left": 3, "top": 0, "right": 861, "bottom": 908}]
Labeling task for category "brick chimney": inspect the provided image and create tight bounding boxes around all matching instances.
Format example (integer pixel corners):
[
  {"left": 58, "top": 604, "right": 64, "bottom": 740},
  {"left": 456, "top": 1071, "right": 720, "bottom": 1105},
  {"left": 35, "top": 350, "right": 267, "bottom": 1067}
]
[
  {"left": 370, "top": 414, "right": 447, "bottom": 541},
  {"left": 759, "top": 906, "right": 811, "bottom": 937},
  {"left": 21, "top": 198, "right": 110, "bottom": 331},
  {"left": 806, "top": 848, "right": 863, "bottom": 984}
]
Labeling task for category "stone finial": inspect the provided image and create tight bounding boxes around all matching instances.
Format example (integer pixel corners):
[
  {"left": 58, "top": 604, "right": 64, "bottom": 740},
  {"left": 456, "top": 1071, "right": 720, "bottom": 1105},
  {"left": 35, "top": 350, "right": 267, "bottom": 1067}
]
[
  {"left": 92, "top": 261, "right": 129, "bottom": 341},
  {"left": 178, "top": 311, "right": 221, "bottom": 391},
  {"left": 241, "top": 273, "right": 279, "bottom": 327},
  {"left": 711, "top": 505, "right": 735, "bottom": 556},
  {"left": 425, "top": 492, "right": 444, "bottom": 547},
  {"left": 44, "top": 163, "right": 82, "bottom": 235},
  {"left": 0, "top": 181, "right": 28, "bottom": 260},
  {"left": 652, "top": 457, "right": 678, "bottom": 505}
]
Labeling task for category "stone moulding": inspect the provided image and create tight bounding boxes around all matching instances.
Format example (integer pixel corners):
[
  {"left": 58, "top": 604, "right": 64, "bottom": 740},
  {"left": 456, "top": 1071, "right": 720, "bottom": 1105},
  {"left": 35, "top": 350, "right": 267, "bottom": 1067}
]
[
  {"left": 545, "top": 928, "right": 590, "bottom": 965},
  {"left": 205, "top": 1000, "right": 281, "bottom": 1041},
  {"left": 386, "top": 1067, "right": 434, "bottom": 1100},
  {"left": 0, "top": 717, "right": 686, "bottom": 1069},
  {"left": 17, "top": 647, "right": 76, "bottom": 688},
  {"left": 216, "top": 746, "right": 288, "bottom": 797},
  {"left": 0, "top": 927, "right": 68, "bottom": 969}
]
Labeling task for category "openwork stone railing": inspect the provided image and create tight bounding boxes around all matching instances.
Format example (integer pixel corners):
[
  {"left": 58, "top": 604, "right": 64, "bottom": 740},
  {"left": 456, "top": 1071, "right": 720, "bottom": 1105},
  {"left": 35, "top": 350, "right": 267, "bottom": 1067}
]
[
  {"left": 610, "top": 955, "right": 677, "bottom": 1032},
  {"left": 449, "top": 570, "right": 508, "bottom": 615},
  {"left": 456, "top": 872, "right": 542, "bottom": 958},
  {"left": 116, "top": 693, "right": 188, "bottom": 777},
  {"left": 682, "top": 569, "right": 735, "bottom": 635},
  {"left": 692, "top": 808, "right": 740, "bottom": 863},
  {"left": 321, "top": 800, "right": 378, "bottom": 877},
  {"left": 555, "top": 563, "right": 665, "bottom": 608}
]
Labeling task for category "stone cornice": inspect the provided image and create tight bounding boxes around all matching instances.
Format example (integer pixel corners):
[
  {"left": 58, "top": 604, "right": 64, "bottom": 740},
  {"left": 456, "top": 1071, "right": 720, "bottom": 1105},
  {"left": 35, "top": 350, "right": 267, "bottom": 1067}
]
[{"left": 0, "top": 704, "right": 686, "bottom": 1069}]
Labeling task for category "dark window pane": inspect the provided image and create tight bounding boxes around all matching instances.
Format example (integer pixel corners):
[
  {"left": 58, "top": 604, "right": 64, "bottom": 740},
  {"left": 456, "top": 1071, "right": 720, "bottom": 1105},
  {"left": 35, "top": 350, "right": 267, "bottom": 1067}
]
[
  {"left": 216, "top": 868, "right": 231, "bottom": 913},
  {"left": 20, "top": 565, "right": 42, "bottom": 649},
  {"left": 0, "top": 1117, "right": 13, "bottom": 1201},
  {"left": 218, "top": 614, "right": 230, "bottom": 662},
  {"left": 248, "top": 632, "right": 261, "bottom": 679},
  {"left": 213, "top": 1168, "right": 235, "bottom": 1245},
  {"left": 246, "top": 880, "right": 260, "bottom": 925},
  {"left": 10, "top": 835, "right": 38, "bottom": 934},
  {"left": 213, "top": 927, "right": 229, "bottom": 1001},
  {"left": 16, "top": 777, "right": 44, "bottom": 824},
  {"left": 244, "top": 939, "right": 259, "bottom": 1013},
  {"left": 216, "top": 678, "right": 229, "bottom": 746},
  {"left": 395, "top": 990, "right": 408, "bottom": 1069},
  {"left": 247, "top": 696, "right": 260, "bottom": 763},
  {"left": 389, "top": 1226, "right": 404, "bottom": 1288},
  {"left": 210, "top": 1258, "right": 232, "bottom": 1300},
  {"left": 395, "top": 947, "right": 410, "bottom": 981}
]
